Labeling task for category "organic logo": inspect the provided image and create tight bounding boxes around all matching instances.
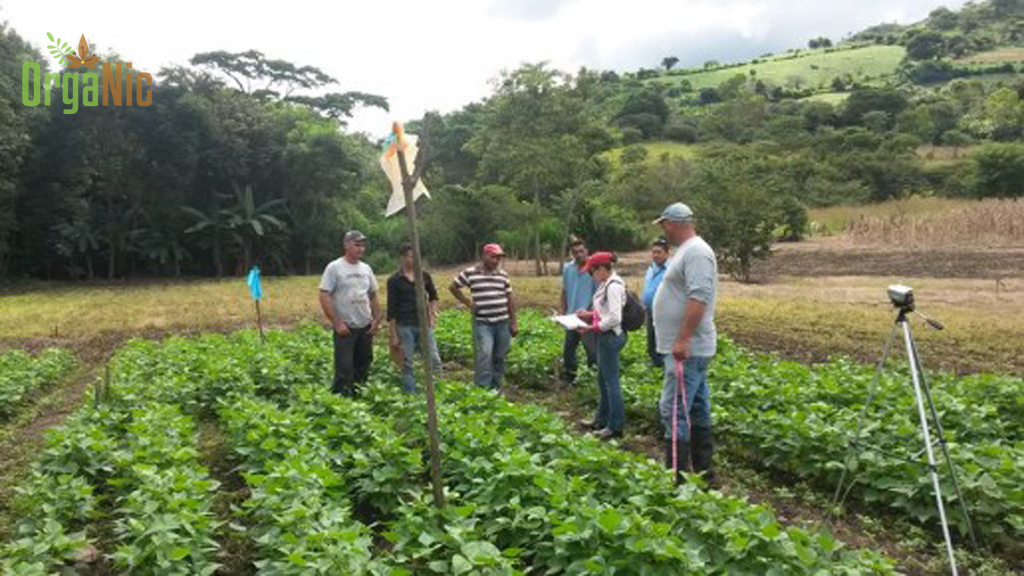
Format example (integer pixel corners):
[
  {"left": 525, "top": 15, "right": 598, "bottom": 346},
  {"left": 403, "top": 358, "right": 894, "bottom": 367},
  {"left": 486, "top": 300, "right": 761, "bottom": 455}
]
[
  {"left": 24, "top": 32, "right": 152, "bottom": 114},
  {"left": 66, "top": 35, "right": 102, "bottom": 69},
  {"left": 45, "top": 32, "right": 76, "bottom": 67}
]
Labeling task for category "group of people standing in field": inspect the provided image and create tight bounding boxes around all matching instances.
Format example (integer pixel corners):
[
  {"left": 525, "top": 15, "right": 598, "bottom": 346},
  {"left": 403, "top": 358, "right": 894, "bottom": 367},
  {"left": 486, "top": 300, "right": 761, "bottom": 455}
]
[{"left": 317, "top": 202, "right": 718, "bottom": 484}]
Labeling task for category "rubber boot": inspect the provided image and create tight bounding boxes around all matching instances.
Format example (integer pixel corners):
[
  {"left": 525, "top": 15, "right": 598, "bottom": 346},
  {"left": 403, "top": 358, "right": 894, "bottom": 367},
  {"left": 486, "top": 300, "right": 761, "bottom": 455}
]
[
  {"left": 691, "top": 425, "right": 716, "bottom": 486},
  {"left": 664, "top": 440, "right": 691, "bottom": 485}
]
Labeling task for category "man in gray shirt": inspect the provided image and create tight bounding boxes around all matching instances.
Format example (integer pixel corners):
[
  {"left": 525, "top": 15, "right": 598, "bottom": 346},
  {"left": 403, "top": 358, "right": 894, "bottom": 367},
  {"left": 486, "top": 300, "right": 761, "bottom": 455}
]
[
  {"left": 652, "top": 202, "right": 718, "bottom": 484},
  {"left": 318, "top": 230, "right": 382, "bottom": 397}
]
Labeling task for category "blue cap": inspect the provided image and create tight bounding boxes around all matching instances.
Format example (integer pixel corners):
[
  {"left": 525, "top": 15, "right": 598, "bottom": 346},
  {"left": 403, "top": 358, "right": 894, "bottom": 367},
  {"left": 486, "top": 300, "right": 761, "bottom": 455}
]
[{"left": 653, "top": 203, "right": 694, "bottom": 224}]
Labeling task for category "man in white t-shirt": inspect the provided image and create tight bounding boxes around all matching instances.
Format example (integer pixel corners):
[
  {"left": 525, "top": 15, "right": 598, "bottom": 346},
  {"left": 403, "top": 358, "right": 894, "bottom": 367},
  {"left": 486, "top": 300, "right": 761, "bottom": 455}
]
[{"left": 318, "top": 230, "right": 382, "bottom": 396}]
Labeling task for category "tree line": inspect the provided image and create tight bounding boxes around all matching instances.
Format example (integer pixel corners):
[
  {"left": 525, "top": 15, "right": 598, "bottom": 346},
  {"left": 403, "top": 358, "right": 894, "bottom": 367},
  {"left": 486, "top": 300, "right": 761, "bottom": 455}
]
[{"left": 1, "top": 4, "right": 1021, "bottom": 283}]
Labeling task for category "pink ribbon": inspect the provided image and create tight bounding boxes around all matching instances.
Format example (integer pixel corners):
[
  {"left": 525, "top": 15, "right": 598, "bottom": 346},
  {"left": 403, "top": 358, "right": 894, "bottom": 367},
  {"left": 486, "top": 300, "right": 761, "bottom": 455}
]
[{"left": 671, "top": 359, "right": 691, "bottom": 477}]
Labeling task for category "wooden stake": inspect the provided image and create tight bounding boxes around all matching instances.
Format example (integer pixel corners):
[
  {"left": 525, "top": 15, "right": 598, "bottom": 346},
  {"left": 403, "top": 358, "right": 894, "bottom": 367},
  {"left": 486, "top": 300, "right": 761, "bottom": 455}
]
[
  {"left": 396, "top": 134, "right": 445, "bottom": 509},
  {"left": 254, "top": 300, "right": 266, "bottom": 343}
]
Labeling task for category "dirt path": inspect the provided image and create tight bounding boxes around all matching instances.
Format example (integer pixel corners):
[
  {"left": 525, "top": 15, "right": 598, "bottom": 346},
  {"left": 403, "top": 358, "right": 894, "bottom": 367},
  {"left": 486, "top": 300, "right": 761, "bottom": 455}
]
[{"left": 0, "top": 365, "right": 97, "bottom": 540}]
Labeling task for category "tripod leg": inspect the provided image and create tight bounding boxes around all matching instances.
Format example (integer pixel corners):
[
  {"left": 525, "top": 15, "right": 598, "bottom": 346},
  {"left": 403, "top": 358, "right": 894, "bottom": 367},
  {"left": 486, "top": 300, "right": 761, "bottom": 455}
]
[
  {"left": 903, "top": 320, "right": 959, "bottom": 576},
  {"left": 907, "top": 335, "right": 979, "bottom": 550},
  {"left": 832, "top": 322, "right": 899, "bottom": 512}
]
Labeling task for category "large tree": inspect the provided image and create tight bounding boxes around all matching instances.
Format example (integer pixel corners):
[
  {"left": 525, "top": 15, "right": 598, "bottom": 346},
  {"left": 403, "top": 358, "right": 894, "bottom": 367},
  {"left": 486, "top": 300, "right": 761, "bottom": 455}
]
[
  {"left": 0, "top": 24, "right": 45, "bottom": 275},
  {"left": 467, "top": 63, "right": 608, "bottom": 274}
]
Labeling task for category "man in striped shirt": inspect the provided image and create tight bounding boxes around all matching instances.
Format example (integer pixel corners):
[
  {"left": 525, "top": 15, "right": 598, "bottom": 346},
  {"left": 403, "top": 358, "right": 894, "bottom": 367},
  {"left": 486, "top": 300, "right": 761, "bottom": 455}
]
[{"left": 449, "top": 243, "right": 518, "bottom": 390}]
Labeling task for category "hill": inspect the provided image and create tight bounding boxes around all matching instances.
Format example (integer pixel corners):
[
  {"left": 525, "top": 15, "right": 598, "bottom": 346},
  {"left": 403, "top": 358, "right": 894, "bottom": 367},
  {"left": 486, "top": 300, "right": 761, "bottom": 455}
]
[
  {"left": 636, "top": 0, "right": 1022, "bottom": 98},
  {"left": 653, "top": 44, "right": 905, "bottom": 93}
]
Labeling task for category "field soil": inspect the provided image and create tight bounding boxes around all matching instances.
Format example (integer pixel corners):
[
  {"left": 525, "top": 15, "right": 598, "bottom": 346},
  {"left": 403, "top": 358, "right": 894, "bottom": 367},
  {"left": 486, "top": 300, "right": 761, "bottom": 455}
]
[{"left": 752, "top": 236, "right": 1024, "bottom": 279}]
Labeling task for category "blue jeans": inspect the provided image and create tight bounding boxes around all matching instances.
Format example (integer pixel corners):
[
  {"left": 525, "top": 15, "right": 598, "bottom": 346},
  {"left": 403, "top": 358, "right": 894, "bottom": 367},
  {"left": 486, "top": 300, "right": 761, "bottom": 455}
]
[
  {"left": 595, "top": 331, "right": 627, "bottom": 432},
  {"left": 397, "top": 324, "right": 442, "bottom": 393},
  {"left": 472, "top": 320, "right": 511, "bottom": 390},
  {"left": 659, "top": 356, "right": 713, "bottom": 441}
]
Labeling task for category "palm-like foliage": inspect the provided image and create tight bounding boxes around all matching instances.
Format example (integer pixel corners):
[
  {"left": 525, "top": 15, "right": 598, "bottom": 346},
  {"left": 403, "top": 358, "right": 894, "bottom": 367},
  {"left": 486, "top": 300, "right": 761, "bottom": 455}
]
[
  {"left": 128, "top": 228, "right": 190, "bottom": 276},
  {"left": 182, "top": 183, "right": 287, "bottom": 275}
]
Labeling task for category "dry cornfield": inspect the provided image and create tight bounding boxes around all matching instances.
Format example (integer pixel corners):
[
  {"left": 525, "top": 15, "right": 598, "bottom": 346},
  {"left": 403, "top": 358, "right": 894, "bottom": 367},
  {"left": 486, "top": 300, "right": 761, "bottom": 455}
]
[{"left": 845, "top": 198, "right": 1024, "bottom": 247}]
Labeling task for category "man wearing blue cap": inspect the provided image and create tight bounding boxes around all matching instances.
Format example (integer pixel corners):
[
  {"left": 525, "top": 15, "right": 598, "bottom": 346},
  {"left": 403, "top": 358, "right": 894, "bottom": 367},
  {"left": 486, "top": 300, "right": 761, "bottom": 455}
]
[{"left": 652, "top": 203, "right": 718, "bottom": 484}]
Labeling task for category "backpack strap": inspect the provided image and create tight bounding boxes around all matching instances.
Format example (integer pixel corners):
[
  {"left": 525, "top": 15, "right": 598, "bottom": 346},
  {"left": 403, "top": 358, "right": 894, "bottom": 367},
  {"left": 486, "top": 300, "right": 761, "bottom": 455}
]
[{"left": 603, "top": 278, "right": 625, "bottom": 305}]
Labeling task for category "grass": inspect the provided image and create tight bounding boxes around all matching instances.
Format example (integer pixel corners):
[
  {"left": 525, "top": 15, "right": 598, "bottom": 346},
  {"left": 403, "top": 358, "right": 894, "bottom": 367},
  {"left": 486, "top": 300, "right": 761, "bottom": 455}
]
[
  {"left": 2, "top": 269, "right": 1021, "bottom": 375},
  {"left": 917, "top": 144, "right": 977, "bottom": 164},
  {"left": 601, "top": 140, "right": 700, "bottom": 168},
  {"left": 808, "top": 197, "right": 981, "bottom": 235},
  {"left": 811, "top": 198, "right": 1024, "bottom": 248},
  {"left": 716, "top": 278, "right": 1024, "bottom": 375},
  {"left": 936, "top": 71, "right": 1023, "bottom": 89},
  {"left": 654, "top": 45, "right": 906, "bottom": 91},
  {"left": 801, "top": 92, "right": 850, "bottom": 105},
  {"left": 953, "top": 46, "right": 1024, "bottom": 64},
  {"left": 0, "top": 276, "right": 323, "bottom": 339},
  {"left": 845, "top": 198, "right": 1024, "bottom": 247}
]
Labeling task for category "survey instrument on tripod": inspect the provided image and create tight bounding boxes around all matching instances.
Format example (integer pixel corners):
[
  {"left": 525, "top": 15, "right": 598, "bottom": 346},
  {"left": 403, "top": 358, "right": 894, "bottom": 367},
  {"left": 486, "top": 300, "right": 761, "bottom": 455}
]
[{"left": 833, "top": 285, "right": 976, "bottom": 576}]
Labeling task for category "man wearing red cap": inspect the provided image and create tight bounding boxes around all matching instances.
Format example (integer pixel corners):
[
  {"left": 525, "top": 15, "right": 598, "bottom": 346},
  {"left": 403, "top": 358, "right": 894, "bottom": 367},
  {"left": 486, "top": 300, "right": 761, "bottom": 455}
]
[{"left": 450, "top": 243, "right": 518, "bottom": 390}]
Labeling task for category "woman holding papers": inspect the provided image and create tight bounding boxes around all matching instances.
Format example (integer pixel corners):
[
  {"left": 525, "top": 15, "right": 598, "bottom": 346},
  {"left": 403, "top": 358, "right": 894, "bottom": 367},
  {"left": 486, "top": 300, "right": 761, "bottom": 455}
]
[{"left": 574, "top": 252, "right": 627, "bottom": 440}]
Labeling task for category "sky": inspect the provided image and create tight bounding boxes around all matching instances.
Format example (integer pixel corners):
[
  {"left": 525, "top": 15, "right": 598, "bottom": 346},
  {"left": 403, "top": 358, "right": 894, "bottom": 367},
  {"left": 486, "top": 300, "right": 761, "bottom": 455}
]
[{"left": 2, "top": 0, "right": 971, "bottom": 136}]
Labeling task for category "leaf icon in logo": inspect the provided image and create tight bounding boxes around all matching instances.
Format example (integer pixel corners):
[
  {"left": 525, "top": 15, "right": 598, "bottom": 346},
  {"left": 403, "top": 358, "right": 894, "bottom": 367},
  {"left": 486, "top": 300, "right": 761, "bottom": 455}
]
[{"left": 66, "top": 34, "right": 101, "bottom": 69}]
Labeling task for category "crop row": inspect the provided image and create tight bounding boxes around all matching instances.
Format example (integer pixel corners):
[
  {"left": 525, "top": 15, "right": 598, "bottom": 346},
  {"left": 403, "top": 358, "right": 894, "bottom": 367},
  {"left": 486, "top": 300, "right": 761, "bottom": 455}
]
[
  {"left": 438, "top": 310, "right": 1023, "bottom": 548},
  {"left": 2, "top": 401, "right": 220, "bottom": 574},
  {"left": 361, "top": 382, "right": 893, "bottom": 573},
  {"left": 163, "top": 324, "right": 895, "bottom": 572},
  {"left": 0, "top": 348, "right": 76, "bottom": 420},
  {"left": 6, "top": 324, "right": 895, "bottom": 573}
]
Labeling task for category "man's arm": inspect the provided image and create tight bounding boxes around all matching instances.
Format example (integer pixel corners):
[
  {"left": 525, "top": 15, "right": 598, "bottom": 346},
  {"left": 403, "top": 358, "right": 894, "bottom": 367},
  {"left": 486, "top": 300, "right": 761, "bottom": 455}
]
[
  {"left": 449, "top": 282, "right": 474, "bottom": 311},
  {"left": 672, "top": 299, "right": 707, "bottom": 358},
  {"left": 369, "top": 292, "right": 382, "bottom": 335},
  {"left": 319, "top": 290, "right": 348, "bottom": 336},
  {"left": 559, "top": 286, "right": 567, "bottom": 315},
  {"left": 425, "top": 273, "right": 440, "bottom": 326},
  {"left": 671, "top": 253, "right": 715, "bottom": 360},
  {"left": 386, "top": 276, "right": 398, "bottom": 326},
  {"left": 508, "top": 294, "right": 518, "bottom": 337},
  {"left": 429, "top": 299, "right": 440, "bottom": 327},
  {"left": 388, "top": 319, "right": 399, "bottom": 346}
]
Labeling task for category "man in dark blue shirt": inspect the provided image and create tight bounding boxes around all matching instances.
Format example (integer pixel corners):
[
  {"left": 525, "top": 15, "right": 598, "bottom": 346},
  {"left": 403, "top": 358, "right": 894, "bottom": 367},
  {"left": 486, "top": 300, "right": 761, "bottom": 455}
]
[{"left": 642, "top": 237, "right": 670, "bottom": 367}]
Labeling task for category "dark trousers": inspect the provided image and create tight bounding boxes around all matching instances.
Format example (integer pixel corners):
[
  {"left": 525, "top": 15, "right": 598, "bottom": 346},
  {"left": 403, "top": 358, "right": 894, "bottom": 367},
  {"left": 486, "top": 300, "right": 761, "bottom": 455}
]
[
  {"left": 563, "top": 329, "right": 597, "bottom": 382},
  {"left": 646, "top": 313, "right": 664, "bottom": 367},
  {"left": 332, "top": 327, "right": 374, "bottom": 397}
]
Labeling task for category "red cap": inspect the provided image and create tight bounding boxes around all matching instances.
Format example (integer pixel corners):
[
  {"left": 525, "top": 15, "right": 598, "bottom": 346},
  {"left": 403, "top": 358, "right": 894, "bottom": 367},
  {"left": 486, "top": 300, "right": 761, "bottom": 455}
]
[
  {"left": 581, "top": 251, "right": 614, "bottom": 272},
  {"left": 482, "top": 243, "right": 505, "bottom": 257}
]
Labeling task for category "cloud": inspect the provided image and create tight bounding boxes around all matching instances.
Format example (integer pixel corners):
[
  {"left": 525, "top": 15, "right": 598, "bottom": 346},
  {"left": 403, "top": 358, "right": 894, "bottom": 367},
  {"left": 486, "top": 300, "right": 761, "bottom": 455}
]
[
  {"left": 0, "top": 0, "right": 970, "bottom": 136},
  {"left": 485, "top": 0, "right": 579, "bottom": 21},
  {"left": 559, "top": 0, "right": 970, "bottom": 71}
]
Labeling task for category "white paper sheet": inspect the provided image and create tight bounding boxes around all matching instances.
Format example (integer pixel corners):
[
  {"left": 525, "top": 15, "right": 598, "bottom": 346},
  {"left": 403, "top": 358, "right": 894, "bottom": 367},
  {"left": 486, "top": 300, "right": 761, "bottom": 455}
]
[{"left": 550, "top": 314, "right": 588, "bottom": 331}]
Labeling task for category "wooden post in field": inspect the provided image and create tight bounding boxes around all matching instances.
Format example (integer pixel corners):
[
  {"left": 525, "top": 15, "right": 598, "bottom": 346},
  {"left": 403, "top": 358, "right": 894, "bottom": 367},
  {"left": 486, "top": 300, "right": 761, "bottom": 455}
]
[
  {"left": 254, "top": 300, "right": 265, "bottom": 343},
  {"left": 395, "top": 125, "right": 445, "bottom": 509}
]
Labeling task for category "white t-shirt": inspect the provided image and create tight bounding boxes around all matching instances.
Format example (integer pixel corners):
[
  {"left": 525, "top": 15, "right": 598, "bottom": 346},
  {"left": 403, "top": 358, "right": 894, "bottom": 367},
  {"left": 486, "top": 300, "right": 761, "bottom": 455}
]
[{"left": 319, "top": 258, "right": 379, "bottom": 328}]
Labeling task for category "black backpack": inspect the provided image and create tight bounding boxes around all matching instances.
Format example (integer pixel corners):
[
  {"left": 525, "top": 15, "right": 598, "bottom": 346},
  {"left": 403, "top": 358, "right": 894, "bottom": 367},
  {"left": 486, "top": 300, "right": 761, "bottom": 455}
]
[{"left": 608, "top": 279, "right": 646, "bottom": 332}]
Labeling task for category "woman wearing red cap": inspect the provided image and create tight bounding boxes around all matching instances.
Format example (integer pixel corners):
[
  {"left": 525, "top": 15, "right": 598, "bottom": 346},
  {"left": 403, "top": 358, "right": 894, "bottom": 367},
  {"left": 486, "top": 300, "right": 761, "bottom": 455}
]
[{"left": 575, "top": 251, "right": 627, "bottom": 439}]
